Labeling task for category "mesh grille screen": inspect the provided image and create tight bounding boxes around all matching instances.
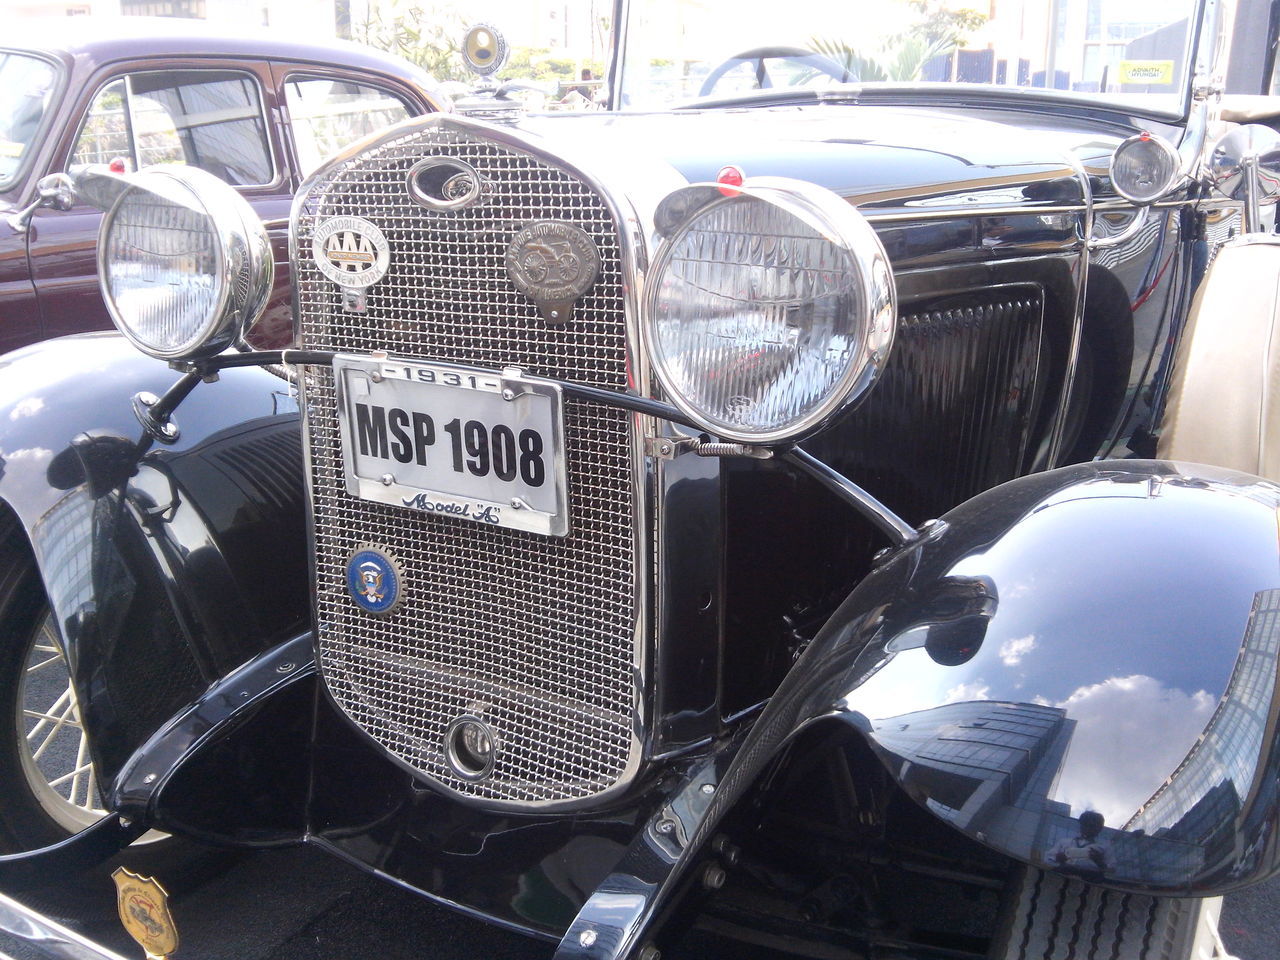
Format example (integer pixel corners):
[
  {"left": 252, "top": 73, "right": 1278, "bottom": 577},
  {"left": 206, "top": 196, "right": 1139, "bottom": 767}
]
[
  {"left": 294, "top": 122, "right": 639, "bottom": 804},
  {"left": 811, "top": 289, "right": 1048, "bottom": 521}
]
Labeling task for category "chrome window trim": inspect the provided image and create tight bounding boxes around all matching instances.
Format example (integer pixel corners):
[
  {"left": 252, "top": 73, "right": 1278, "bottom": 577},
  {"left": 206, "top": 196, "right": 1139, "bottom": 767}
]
[{"left": 290, "top": 113, "right": 687, "bottom": 811}]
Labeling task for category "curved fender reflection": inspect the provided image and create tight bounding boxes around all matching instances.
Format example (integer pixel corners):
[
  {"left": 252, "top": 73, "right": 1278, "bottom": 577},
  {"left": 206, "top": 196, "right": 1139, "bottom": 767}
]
[
  {"left": 557, "top": 460, "right": 1280, "bottom": 960},
  {"left": 839, "top": 460, "right": 1280, "bottom": 894}
]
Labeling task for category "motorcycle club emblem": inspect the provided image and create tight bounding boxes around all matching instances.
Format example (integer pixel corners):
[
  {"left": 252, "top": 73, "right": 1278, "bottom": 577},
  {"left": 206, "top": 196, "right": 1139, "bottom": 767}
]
[
  {"left": 112, "top": 867, "right": 179, "bottom": 960},
  {"left": 312, "top": 216, "right": 390, "bottom": 311},
  {"left": 505, "top": 220, "right": 600, "bottom": 323},
  {"left": 345, "top": 546, "right": 403, "bottom": 615}
]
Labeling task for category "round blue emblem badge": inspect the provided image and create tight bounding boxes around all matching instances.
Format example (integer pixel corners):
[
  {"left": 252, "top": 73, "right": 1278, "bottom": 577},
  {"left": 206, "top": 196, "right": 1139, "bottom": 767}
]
[{"left": 345, "top": 547, "right": 402, "bottom": 615}]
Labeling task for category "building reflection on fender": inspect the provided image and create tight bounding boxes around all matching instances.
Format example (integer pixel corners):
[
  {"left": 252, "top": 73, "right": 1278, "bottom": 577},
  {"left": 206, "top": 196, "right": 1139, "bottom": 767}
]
[{"left": 866, "top": 588, "right": 1280, "bottom": 890}]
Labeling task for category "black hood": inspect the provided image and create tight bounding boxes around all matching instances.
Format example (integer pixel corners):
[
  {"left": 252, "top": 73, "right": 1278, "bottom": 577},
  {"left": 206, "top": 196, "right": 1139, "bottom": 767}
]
[{"left": 519, "top": 102, "right": 1154, "bottom": 212}]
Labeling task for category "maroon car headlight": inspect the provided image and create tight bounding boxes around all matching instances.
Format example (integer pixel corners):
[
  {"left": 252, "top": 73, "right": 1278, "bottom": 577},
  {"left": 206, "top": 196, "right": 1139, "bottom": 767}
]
[
  {"left": 645, "top": 178, "right": 895, "bottom": 444},
  {"left": 98, "top": 166, "right": 272, "bottom": 361}
]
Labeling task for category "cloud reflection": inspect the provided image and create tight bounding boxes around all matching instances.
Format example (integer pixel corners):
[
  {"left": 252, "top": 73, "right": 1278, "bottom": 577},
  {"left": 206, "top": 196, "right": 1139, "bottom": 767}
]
[
  {"left": 999, "top": 634, "right": 1037, "bottom": 665},
  {"left": 0, "top": 447, "right": 52, "bottom": 462},
  {"left": 1052, "top": 674, "right": 1215, "bottom": 825},
  {"left": 8, "top": 398, "right": 44, "bottom": 421},
  {"left": 943, "top": 681, "right": 990, "bottom": 703}
]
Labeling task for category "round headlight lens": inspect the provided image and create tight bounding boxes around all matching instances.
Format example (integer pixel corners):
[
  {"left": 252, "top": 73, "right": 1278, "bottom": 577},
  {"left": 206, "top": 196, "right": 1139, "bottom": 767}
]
[
  {"left": 1110, "top": 133, "right": 1179, "bottom": 205},
  {"left": 98, "top": 166, "right": 271, "bottom": 360},
  {"left": 646, "top": 182, "right": 894, "bottom": 443}
]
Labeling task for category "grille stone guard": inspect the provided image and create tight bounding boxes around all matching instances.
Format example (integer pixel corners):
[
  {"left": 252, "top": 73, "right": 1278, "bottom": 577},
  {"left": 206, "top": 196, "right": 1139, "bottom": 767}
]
[{"left": 291, "top": 115, "right": 670, "bottom": 809}]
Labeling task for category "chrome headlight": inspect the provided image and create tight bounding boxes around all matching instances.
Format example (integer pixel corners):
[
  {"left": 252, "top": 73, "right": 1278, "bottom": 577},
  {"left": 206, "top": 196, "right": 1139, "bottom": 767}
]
[
  {"left": 645, "top": 178, "right": 895, "bottom": 444},
  {"left": 98, "top": 166, "right": 272, "bottom": 361},
  {"left": 1110, "top": 132, "right": 1180, "bottom": 205}
]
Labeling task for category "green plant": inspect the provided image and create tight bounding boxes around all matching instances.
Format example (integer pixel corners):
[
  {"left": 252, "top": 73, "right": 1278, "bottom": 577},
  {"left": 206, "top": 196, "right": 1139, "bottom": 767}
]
[
  {"left": 808, "top": 34, "right": 954, "bottom": 83},
  {"left": 808, "top": 0, "right": 986, "bottom": 83},
  {"left": 350, "top": 4, "right": 471, "bottom": 83},
  {"left": 503, "top": 48, "right": 605, "bottom": 85}
]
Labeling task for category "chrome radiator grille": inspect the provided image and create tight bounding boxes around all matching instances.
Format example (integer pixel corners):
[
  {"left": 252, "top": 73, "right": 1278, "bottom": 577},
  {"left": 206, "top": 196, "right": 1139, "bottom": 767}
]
[{"left": 294, "top": 120, "right": 640, "bottom": 805}]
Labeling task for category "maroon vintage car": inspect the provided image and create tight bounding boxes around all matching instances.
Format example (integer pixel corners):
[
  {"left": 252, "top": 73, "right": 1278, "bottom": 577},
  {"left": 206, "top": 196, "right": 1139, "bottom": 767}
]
[{"left": 0, "top": 17, "right": 446, "bottom": 354}]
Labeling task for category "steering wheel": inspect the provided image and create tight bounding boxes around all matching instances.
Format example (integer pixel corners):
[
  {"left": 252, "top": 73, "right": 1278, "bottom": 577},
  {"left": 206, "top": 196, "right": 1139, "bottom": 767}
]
[{"left": 698, "top": 45, "right": 852, "bottom": 97}]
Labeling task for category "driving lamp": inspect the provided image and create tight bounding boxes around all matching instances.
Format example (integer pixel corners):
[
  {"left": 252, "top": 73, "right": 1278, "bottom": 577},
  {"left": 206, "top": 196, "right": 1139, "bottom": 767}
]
[
  {"left": 645, "top": 178, "right": 895, "bottom": 444},
  {"left": 1110, "top": 132, "right": 1180, "bottom": 205},
  {"left": 98, "top": 166, "right": 272, "bottom": 361}
]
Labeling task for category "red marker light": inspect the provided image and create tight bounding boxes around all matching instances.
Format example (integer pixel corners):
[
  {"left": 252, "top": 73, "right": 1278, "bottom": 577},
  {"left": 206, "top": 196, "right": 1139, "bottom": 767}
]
[
  {"left": 108, "top": 157, "right": 127, "bottom": 174},
  {"left": 1139, "top": 131, "right": 1151, "bottom": 142},
  {"left": 716, "top": 164, "right": 745, "bottom": 196}
]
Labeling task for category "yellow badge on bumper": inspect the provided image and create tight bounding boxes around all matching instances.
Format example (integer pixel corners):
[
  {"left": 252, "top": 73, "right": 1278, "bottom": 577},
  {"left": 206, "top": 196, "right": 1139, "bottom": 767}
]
[{"left": 112, "top": 867, "right": 178, "bottom": 959}]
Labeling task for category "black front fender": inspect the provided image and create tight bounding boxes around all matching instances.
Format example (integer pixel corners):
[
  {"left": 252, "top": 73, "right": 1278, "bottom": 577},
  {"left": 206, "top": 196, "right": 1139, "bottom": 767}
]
[
  {"left": 558, "top": 460, "right": 1280, "bottom": 959},
  {"left": 831, "top": 460, "right": 1280, "bottom": 896},
  {"left": 0, "top": 333, "right": 309, "bottom": 785}
]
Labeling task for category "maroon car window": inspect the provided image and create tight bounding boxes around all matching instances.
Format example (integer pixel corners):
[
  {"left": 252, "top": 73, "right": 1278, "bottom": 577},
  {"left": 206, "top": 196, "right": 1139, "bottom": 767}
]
[
  {"left": 0, "top": 53, "right": 58, "bottom": 188},
  {"left": 71, "top": 69, "right": 273, "bottom": 186},
  {"left": 284, "top": 77, "right": 411, "bottom": 177},
  {"left": 71, "top": 79, "right": 131, "bottom": 169}
]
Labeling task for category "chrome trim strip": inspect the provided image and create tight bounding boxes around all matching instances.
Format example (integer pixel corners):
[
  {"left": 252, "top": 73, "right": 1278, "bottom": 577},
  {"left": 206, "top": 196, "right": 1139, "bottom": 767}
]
[
  {"left": 1043, "top": 146, "right": 1094, "bottom": 469},
  {"left": 0, "top": 891, "right": 131, "bottom": 960},
  {"left": 860, "top": 197, "right": 1199, "bottom": 223},
  {"left": 607, "top": 0, "right": 630, "bottom": 113},
  {"left": 290, "top": 113, "right": 687, "bottom": 811},
  {"left": 862, "top": 204, "right": 1090, "bottom": 222}
]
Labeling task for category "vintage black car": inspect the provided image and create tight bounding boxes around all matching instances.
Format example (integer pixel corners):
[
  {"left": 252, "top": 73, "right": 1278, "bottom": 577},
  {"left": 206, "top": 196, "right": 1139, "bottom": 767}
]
[{"left": 3, "top": 1, "right": 1280, "bottom": 958}]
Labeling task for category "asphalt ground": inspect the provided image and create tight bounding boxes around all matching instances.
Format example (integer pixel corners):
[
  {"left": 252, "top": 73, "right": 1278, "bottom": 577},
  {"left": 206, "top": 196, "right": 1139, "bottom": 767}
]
[
  {"left": 10, "top": 658, "right": 1280, "bottom": 960},
  {"left": 0, "top": 843, "right": 764, "bottom": 960},
  {"left": 1, "top": 840, "right": 1278, "bottom": 960}
]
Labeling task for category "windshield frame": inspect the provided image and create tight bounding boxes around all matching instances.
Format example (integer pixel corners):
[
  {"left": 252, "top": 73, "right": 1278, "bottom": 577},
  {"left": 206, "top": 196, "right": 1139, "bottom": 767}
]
[
  {"left": 606, "top": 0, "right": 1214, "bottom": 122},
  {"left": 0, "top": 47, "right": 65, "bottom": 196}
]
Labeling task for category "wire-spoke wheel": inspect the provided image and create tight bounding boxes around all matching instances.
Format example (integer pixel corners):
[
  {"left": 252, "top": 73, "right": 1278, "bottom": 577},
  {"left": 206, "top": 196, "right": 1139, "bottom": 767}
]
[
  {"left": 17, "top": 611, "right": 106, "bottom": 834},
  {"left": 0, "top": 555, "right": 171, "bottom": 854},
  {"left": 0, "top": 553, "right": 92, "bottom": 853},
  {"left": 0, "top": 546, "right": 235, "bottom": 918}
]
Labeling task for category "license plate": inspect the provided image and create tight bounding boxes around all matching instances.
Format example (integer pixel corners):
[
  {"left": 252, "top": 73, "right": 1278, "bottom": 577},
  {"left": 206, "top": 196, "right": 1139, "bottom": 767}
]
[{"left": 333, "top": 354, "right": 569, "bottom": 537}]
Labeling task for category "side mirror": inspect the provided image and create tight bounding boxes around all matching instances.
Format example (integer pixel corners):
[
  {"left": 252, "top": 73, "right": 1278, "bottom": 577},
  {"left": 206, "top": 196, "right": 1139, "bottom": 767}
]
[
  {"left": 1209, "top": 123, "right": 1280, "bottom": 233},
  {"left": 6, "top": 172, "right": 78, "bottom": 233},
  {"left": 35, "top": 173, "right": 75, "bottom": 211}
]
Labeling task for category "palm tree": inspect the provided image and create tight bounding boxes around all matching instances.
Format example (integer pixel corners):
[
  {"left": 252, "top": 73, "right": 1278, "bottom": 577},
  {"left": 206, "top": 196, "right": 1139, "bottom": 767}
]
[{"left": 807, "top": 34, "right": 956, "bottom": 83}]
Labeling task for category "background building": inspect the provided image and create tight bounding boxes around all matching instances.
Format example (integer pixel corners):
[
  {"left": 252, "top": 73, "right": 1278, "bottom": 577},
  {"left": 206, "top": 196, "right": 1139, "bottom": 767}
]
[{"left": 6, "top": 0, "right": 612, "bottom": 60}]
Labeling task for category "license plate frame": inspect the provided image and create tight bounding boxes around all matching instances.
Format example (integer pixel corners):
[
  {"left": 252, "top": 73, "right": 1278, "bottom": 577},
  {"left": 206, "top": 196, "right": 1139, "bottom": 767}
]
[{"left": 332, "top": 354, "right": 570, "bottom": 537}]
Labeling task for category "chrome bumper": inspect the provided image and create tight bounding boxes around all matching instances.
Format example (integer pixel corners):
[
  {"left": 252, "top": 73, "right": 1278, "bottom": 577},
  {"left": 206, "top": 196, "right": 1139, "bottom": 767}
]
[{"left": 0, "top": 891, "right": 128, "bottom": 960}]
